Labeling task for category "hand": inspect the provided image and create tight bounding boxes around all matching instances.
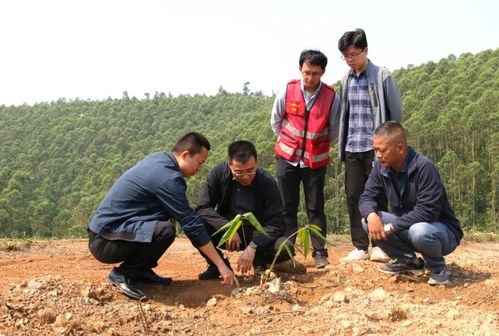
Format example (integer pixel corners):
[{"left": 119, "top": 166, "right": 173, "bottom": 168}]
[
  {"left": 226, "top": 232, "right": 242, "bottom": 252},
  {"left": 218, "top": 264, "right": 239, "bottom": 288},
  {"left": 367, "top": 212, "right": 387, "bottom": 241},
  {"left": 237, "top": 246, "right": 256, "bottom": 274}
]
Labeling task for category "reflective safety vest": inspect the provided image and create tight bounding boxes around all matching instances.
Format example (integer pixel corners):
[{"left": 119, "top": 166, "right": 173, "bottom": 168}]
[{"left": 274, "top": 80, "right": 335, "bottom": 169}]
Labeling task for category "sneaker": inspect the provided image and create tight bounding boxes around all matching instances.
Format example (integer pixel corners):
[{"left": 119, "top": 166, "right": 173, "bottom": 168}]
[
  {"left": 428, "top": 267, "right": 450, "bottom": 285},
  {"left": 108, "top": 268, "right": 147, "bottom": 300},
  {"left": 198, "top": 258, "right": 232, "bottom": 280},
  {"left": 369, "top": 247, "right": 390, "bottom": 262},
  {"left": 272, "top": 259, "right": 306, "bottom": 274},
  {"left": 313, "top": 249, "right": 330, "bottom": 269},
  {"left": 340, "top": 248, "right": 370, "bottom": 262},
  {"left": 378, "top": 257, "right": 424, "bottom": 275}
]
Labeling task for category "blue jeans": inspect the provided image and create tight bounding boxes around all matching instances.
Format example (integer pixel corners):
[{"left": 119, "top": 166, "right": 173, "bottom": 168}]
[{"left": 362, "top": 212, "right": 458, "bottom": 272}]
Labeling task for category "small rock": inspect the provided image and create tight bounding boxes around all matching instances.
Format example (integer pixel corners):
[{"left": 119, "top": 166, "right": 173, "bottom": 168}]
[
  {"left": 38, "top": 309, "right": 56, "bottom": 324},
  {"left": 389, "top": 308, "right": 408, "bottom": 321},
  {"left": 230, "top": 288, "right": 242, "bottom": 296},
  {"left": 368, "top": 287, "right": 388, "bottom": 302},
  {"left": 422, "top": 297, "right": 431, "bottom": 304},
  {"left": 333, "top": 291, "right": 347, "bottom": 303},
  {"left": 484, "top": 279, "right": 496, "bottom": 286},
  {"left": 27, "top": 279, "right": 43, "bottom": 290},
  {"left": 241, "top": 306, "right": 253, "bottom": 314},
  {"left": 65, "top": 313, "right": 73, "bottom": 320},
  {"left": 81, "top": 286, "right": 97, "bottom": 299},
  {"left": 245, "top": 286, "right": 261, "bottom": 296},
  {"left": 402, "top": 320, "right": 413, "bottom": 327},
  {"left": 352, "top": 264, "right": 364, "bottom": 273},
  {"left": 16, "top": 318, "right": 28, "bottom": 327},
  {"left": 445, "top": 309, "right": 459, "bottom": 319},
  {"left": 340, "top": 320, "right": 351, "bottom": 329},
  {"left": 254, "top": 306, "right": 269, "bottom": 316},
  {"left": 291, "top": 304, "right": 302, "bottom": 312},
  {"left": 267, "top": 277, "right": 282, "bottom": 294},
  {"left": 206, "top": 297, "right": 217, "bottom": 307}
]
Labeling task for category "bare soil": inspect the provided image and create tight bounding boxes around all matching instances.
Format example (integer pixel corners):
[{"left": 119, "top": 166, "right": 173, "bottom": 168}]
[{"left": 0, "top": 237, "right": 497, "bottom": 335}]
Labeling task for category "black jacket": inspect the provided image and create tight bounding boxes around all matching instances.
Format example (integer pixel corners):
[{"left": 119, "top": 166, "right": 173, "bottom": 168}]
[
  {"left": 197, "top": 162, "right": 286, "bottom": 249},
  {"left": 359, "top": 146, "right": 463, "bottom": 243}
]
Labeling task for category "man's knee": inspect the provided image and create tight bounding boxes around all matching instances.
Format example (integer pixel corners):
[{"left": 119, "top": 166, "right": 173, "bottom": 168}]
[
  {"left": 154, "top": 221, "right": 177, "bottom": 244},
  {"left": 408, "top": 222, "right": 432, "bottom": 247},
  {"left": 275, "top": 237, "right": 295, "bottom": 258}
]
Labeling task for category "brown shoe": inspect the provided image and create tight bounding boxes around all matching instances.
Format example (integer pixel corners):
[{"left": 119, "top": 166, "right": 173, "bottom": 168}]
[{"left": 272, "top": 259, "right": 306, "bottom": 274}]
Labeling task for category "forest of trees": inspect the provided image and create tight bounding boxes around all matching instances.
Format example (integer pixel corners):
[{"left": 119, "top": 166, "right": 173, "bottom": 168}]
[{"left": 0, "top": 48, "right": 497, "bottom": 238}]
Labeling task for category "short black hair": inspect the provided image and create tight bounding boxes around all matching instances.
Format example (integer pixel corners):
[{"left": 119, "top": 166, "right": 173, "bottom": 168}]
[
  {"left": 228, "top": 140, "right": 257, "bottom": 163},
  {"left": 374, "top": 121, "right": 407, "bottom": 145},
  {"left": 338, "top": 28, "right": 368, "bottom": 52},
  {"left": 172, "top": 132, "right": 211, "bottom": 155},
  {"left": 299, "top": 49, "right": 328, "bottom": 70}
]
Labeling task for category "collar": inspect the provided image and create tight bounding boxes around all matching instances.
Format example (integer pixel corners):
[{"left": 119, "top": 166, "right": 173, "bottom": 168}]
[
  {"left": 166, "top": 151, "right": 180, "bottom": 170},
  {"left": 380, "top": 146, "right": 416, "bottom": 177},
  {"left": 300, "top": 80, "right": 323, "bottom": 97}
]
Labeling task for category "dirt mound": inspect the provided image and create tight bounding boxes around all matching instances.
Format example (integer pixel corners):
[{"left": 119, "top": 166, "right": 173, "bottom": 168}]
[{"left": 0, "top": 238, "right": 497, "bottom": 335}]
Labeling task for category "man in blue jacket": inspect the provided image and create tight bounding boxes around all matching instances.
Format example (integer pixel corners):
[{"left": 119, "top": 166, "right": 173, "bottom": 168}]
[
  {"left": 197, "top": 140, "right": 305, "bottom": 279},
  {"left": 359, "top": 122, "right": 463, "bottom": 285},
  {"left": 337, "top": 29, "right": 403, "bottom": 262},
  {"left": 88, "top": 132, "right": 238, "bottom": 300}
]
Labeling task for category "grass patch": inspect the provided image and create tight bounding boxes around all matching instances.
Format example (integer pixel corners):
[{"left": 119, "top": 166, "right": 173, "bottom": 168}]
[
  {"left": 0, "top": 239, "right": 33, "bottom": 251},
  {"left": 463, "top": 231, "right": 499, "bottom": 242}
]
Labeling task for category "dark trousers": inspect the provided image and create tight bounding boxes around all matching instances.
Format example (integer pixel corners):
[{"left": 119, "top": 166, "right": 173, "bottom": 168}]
[
  {"left": 344, "top": 151, "right": 387, "bottom": 251},
  {"left": 276, "top": 156, "right": 327, "bottom": 251},
  {"left": 88, "top": 221, "right": 176, "bottom": 277},
  {"left": 203, "top": 222, "right": 293, "bottom": 267}
]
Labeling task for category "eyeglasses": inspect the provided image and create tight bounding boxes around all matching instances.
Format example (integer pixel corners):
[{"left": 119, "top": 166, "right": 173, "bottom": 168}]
[
  {"left": 301, "top": 71, "right": 323, "bottom": 78},
  {"left": 232, "top": 168, "right": 257, "bottom": 177},
  {"left": 341, "top": 49, "right": 365, "bottom": 61}
]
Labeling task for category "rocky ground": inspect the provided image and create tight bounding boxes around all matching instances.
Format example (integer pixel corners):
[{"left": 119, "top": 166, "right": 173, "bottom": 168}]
[{"left": 0, "top": 237, "right": 497, "bottom": 335}]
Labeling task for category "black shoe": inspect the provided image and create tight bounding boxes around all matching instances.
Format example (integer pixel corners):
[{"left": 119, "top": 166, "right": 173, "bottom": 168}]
[
  {"left": 133, "top": 269, "right": 172, "bottom": 285},
  {"left": 108, "top": 268, "right": 147, "bottom": 300},
  {"left": 378, "top": 257, "right": 424, "bottom": 275},
  {"left": 198, "top": 258, "right": 231, "bottom": 280},
  {"left": 313, "top": 249, "right": 330, "bottom": 269}
]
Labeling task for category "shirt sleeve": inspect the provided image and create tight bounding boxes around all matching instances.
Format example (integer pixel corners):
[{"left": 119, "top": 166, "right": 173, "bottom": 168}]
[
  {"left": 197, "top": 165, "right": 230, "bottom": 230},
  {"left": 383, "top": 75, "right": 403, "bottom": 122},
  {"left": 270, "top": 89, "right": 286, "bottom": 136},
  {"left": 329, "top": 93, "right": 341, "bottom": 142},
  {"left": 391, "top": 162, "right": 444, "bottom": 230},
  {"left": 251, "top": 175, "right": 286, "bottom": 248},
  {"left": 154, "top": 175, "right": 211, "bottom": 247}
]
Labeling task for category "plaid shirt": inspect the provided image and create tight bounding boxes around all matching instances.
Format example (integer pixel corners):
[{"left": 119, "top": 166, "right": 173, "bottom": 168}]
[{"left": 345, "top": 71, "right": 373, "bottom": 153}]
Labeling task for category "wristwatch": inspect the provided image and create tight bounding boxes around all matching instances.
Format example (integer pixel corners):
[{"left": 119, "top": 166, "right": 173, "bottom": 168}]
[{"left": 249, "top": 241, "right": 258, "bottom": 249}]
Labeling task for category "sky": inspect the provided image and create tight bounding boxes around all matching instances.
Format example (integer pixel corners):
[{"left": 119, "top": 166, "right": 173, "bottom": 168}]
[{"left": 1, "top": 0, "right": 498, "bottom": 106}]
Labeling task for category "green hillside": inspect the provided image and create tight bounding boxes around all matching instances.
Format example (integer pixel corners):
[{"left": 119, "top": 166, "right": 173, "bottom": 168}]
[{"left": 0, "top": 49, "right": 497, "bottom": 238}]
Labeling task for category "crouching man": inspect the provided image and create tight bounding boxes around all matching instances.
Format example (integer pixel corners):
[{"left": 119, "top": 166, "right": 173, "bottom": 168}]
[
  {"left": 197, "top": 140, "right": 305, "bottom": 279},
  {"left": 87, "top": 133, "right": 238, "bottom": 300},
  {"left": 359, "top": 122, "right": 463, "bottom": 285}
]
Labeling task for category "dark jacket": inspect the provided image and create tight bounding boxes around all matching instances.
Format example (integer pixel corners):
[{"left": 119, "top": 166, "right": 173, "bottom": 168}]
[
  {"left": 197, "top": 162, "right": 286, "bottom": 249},
  {"left": 88, "top": 151, "right": 210, "bottom": 247},
  {"left": 359, "top": 146, "right": 463, "bottom": 243}
]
